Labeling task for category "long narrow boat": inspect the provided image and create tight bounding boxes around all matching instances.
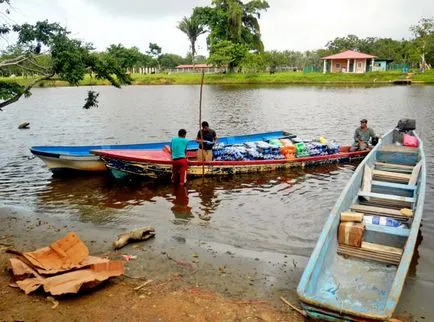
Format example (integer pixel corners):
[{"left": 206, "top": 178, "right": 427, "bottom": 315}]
[
  {"left": 297, "top": 128, "right": 425, "bottom": 321},
  {"left": 91, "top": 143, "right": 369, "bottom": 180},
  {"left": 30, "top": 131, "right": 288, "bottom": 173}
]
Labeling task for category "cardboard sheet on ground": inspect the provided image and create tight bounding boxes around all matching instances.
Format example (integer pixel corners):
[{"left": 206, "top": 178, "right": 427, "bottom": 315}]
[
  {"left": 14, "top": 260, "right": 124, "bottom": 295},
  {"left": 9, "top": 232, "right": 124, "bottom": 295}
]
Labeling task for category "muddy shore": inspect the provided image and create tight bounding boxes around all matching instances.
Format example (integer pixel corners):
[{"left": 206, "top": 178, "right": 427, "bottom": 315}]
[{"left": 0, "top": 205, "right": 306, "bottom": 321}]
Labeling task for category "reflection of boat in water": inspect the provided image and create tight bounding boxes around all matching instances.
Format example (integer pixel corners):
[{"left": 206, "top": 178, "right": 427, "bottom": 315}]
[
  {"left": 35, "top": 164, "right": 350, "bottom": 221},
  {"left": 30, "top": 131, "right": 288, "bottom": 173},
  {"left": 297, "top": 129, "right": 426, "bottom": 321}
]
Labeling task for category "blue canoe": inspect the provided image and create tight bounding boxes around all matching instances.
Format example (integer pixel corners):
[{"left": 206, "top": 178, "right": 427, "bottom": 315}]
[
  {"left": 297, "top": 128, "right": 426, "bottom": 321},
  {"left": 30, "top": 131, "right": 292, "bottom": 173}
]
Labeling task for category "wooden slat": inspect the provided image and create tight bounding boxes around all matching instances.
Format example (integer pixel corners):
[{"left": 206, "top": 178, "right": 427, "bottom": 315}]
[
  {"left": 351, "top": 204, "right": 402, "bottom": 216},
  {"left": 409, "top": 160, "right": 422, "bottom": 186},
  {"left": 358, "top": 191, "right": 415, "bottom": 203},
  {"left": 362, "top": 165, "right": 372, "bottom": 193},
  {"left": 359, "top": 199, "right": 407, "bottom": 210},
  {"left": 375, "top": 162, "right": 414, "bottom": 170},
  {"left": 373, "top": 170, "right": 410, "bottom": 183},
  {"left": 371, "top": 180, "right": 416, "bottom": 191},
  {"left": 339, "top": 245, "right": 401, "bottom": 261},
  {"left": 379, "top": 144, "right": 418, "bottom": 154},
  {"left": 350, "top": 204, "right": 413, "bottom": 220},
  {"left": 375, "top": 166, "right": 413, "bottom": 174},
  {"left": 361, "top": 241, "right": 403, "bottom": 256},
  {"left": 337, "top": 246, "right": 401, "bottom": 265}
]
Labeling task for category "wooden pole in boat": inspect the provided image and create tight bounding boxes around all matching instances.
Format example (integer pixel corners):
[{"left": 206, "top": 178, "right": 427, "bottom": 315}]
[{"left": 198, "top": 68, "right": 205, "bottom": 177}]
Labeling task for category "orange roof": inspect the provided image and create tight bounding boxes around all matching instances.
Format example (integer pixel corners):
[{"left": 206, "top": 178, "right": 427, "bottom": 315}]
[
  {"left": 175, "top": 64, "right": 213, "bottom": 69},
  {"left": 321, "top": 50, "right": 376, "bottom": 60}
]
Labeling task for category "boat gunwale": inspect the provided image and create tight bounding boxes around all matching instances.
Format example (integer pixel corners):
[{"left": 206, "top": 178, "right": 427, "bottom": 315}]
[
  {"left": 92, "top": 147, "right": 368, "bottom": 166},
  {"left": 29, "top": 130, "right": 288, "bottom": 158}
]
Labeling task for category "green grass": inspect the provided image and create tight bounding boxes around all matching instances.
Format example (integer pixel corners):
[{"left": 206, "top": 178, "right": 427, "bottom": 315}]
[{"left": 2, "top": 70, "right": 434, "bottom": 87}]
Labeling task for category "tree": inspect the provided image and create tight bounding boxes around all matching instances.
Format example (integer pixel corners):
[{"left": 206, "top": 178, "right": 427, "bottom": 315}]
[
  {"left": 325, "top": 35, "right": 363, "bottom": 53},
  {"left": 207, "top": 40, "right": 248, "bottom": 71},
  {"left": 159, "top": 53, "right": 188, "bottom": 69},
  {"left": 410, "top": 17, "right": 434, "bottom": 69},
  {"left": 146, "top": 42, "right": 162, "bottom": 69},
  {"left": 177, "top": 15, "right": 206, "bottom": 63},
  {"left": 193, "top": 0, "right": 268, "bottom": 71},
  {"left": 194, "top": 0, "right": 269, "bottom": 52},
  {"left": 0, "top": 20, "right": 131, "bottom": 110},
  {"left": 106, "top": 44, "right": 144, "bottom": 71}
]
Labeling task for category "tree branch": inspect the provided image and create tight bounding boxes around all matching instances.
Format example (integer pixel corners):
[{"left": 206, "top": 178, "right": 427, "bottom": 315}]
[
  {"left": 0, "top": 54, "right": 29, "bottom": 67},
  {"left": 0, "top": 72, "right": 55, "bottom": 110},
  {"left": 17, "top": 63, "right": 50, "bottom": 75}
]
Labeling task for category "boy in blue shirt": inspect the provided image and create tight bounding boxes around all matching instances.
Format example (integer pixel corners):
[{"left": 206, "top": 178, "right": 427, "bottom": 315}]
[{"left": 171, "top": 129, "right": 190, "bottom": 185}]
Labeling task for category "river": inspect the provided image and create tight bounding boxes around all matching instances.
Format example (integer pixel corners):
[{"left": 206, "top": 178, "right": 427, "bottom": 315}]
[{"left": 0, "top": 84, "right": 433, "bottom": 320}]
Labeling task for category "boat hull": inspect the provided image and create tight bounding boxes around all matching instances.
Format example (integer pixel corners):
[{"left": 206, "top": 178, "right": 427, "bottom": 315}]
[
  {"left": 34, "top": 154, "right": 106, "bottom": 172},
  {"left": 97, "top": 149, "right": 368, "bottom": 179},
  {"left": 296, "top": 129, "right": 426, "bottom": 321},
  {"left": 30, "top": 131, "right": 290, "bottom": 173}
]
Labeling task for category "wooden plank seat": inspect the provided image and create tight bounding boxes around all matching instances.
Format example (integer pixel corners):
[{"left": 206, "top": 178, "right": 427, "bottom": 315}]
[
  {"left": 338, "top": 241, "right": 402, "bottom": 265},
  {"left": 358, "top": 191, "right": 415, "bottom": 208},
  {"left": 350, "top": 204, "right": 413, "bottom": 221},
  {"left": 377, "top": 144, "right": 418, "bottom": 166},
  {"left": 372, "top": 170, "right": 411, "bottom": 184},
  {"left": 371, "top": 180, "right": 416, "bottom": 197},
  {"left": 375, "top": 162, "right": 414, "bottom": 174}
]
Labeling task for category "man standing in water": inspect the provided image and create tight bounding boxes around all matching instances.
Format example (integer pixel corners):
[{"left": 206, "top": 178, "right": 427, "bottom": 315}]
[
  {"left": 196, "top": 121, "right": 217, "bottom": 161},
  {"left": 171, "top": 129, "right": 189, "bottom": 185},
  {"left": 350, "top": 119, "right": 376, "bottom": 151}
]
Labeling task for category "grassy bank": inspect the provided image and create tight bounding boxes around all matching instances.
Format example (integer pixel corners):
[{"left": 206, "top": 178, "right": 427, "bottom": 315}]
[{"left": 3, "top": 70, "right": 434, "bottom": 87}]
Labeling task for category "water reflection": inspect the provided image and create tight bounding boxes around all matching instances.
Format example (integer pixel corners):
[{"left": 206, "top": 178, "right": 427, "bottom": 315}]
[
  {"left": 170, "top": 185, "right": 193, "bottom": 219},
  {"left": 34, "top": 164, "right": 348, "bottom": 224}
]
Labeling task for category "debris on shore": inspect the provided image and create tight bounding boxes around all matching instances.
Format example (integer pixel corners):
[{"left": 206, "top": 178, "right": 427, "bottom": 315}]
[
  {"left": 113, "top": 226, "right": 156, "bottom": 249},
  {"left": 7, "top": 232, "right": 124, "bottom": 295}
]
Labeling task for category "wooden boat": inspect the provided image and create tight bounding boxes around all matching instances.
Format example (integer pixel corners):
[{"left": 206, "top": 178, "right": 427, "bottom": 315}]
[
  {"left": 91, "top": 141, "right": 369, "bottom": 180},
  {"left": 30, "top": 131, "right": 287, "bottom": 173},
  {"left": 297, "top": 129, "right": 425, "bottom": 321}
]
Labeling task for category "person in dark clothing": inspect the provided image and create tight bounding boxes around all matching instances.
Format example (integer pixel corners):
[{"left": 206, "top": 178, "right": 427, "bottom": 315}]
[{"left": 196, "top": 121, "right": 217, "bottom": 161}]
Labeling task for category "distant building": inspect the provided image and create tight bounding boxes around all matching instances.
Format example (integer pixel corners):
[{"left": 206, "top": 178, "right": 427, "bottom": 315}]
[
  {"left": 372, "top": 59, "right": 394, "bottom": 72},
  {"left": 174, "top": 64, "right": 216, "bottom": 73},
  {"left": 321, "top": 50, "right": 376, "bottom": 74}
]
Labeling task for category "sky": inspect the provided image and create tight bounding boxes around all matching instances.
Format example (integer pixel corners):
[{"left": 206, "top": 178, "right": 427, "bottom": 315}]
[{"left": 3, "top": 0, "right": 434, "bottom": 56}]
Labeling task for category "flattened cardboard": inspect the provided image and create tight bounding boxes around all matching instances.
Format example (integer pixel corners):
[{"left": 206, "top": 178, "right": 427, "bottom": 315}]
[
  {"left": 22, "top": 232, "right": 89, "bottom": 271},
  {"left": 14, "top": 259, "right": 124, "bottom": 295},
  {"left": 9, "top": 232, "right": 124, "bottom": 295}
]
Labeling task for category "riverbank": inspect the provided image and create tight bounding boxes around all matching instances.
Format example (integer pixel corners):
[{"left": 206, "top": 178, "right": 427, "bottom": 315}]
[
  {"left": 4, "top": 70, "right": 434, "bottom": 87},
  {"left": 0, "top": 205, "right": 304, "bottom": 321}
]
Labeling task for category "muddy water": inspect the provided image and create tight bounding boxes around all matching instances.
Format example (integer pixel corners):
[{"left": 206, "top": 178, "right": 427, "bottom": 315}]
[{"left": 0, "top": 85, "right": 433, "bottom": 319}]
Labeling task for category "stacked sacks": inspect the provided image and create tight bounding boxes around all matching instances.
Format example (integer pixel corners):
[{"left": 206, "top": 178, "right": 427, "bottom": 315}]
[
  {"left": 295, "top": 142, "right": 310, "bottom": 157},
  {"left": 212, "top": 137, "right": 340, "bottom": 161}
]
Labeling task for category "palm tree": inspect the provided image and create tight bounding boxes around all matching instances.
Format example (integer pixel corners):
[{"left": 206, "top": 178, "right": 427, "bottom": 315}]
[{"left": 177, "top": 16, "right": 206, "bottom": 63}]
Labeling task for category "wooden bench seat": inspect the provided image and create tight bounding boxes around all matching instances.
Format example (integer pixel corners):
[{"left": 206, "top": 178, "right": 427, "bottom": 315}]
[
  {"left": 375, "top": 162, "right": 414, "bottom": 174},
  {"left": 350, "top": 204, "right": 413, "bottom": 220},
  {"left": 358, "top": 191, "right": 415, "bottom": 208},
  {"left": 338, "top": 241, "right": 402, "bottom": 265},
  {"left": 372, "top": 170, "right": 411, "bottom": 184}
]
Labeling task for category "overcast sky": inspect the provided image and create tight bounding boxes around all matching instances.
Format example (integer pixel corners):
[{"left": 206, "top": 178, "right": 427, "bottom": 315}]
[{"left": 5, "top": 0, "right": 434, "bottom": 56}]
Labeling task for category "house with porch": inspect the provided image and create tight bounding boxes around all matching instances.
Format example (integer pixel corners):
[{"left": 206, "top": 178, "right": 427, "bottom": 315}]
[{"left": 321, "top": 50, "right": 376, "bottom": 73}]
